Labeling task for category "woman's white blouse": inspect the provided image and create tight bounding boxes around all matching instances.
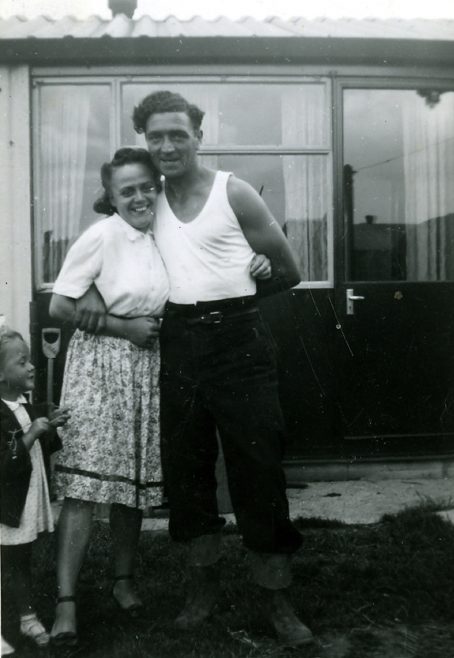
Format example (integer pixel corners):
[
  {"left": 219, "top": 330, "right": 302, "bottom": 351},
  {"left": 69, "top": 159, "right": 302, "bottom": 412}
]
[{"left": 53, "top": 214, "right": 170, "bottom": 317}]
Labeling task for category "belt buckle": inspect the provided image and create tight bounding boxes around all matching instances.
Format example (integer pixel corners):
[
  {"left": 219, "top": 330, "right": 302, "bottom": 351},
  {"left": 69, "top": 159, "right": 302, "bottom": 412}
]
[{"left": 205, "top": 310, "right": 223, "bottom": 324}]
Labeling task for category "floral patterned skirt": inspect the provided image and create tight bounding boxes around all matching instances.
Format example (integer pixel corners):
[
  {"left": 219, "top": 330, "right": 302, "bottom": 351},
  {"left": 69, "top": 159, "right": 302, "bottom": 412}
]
[{"left": 54, "top": 330, "right": 162, "bottom": 509}]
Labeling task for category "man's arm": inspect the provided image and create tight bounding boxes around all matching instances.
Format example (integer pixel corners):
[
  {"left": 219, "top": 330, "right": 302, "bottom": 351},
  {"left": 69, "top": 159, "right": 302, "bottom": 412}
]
[{"left": 227, "top": 176, "right": 301, "bottom": 294}]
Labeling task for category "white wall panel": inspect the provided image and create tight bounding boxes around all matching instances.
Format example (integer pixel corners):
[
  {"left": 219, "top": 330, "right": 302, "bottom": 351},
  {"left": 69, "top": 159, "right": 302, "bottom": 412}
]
[{"left": 0, "top": 65, "right": 32, "bottom": 341}]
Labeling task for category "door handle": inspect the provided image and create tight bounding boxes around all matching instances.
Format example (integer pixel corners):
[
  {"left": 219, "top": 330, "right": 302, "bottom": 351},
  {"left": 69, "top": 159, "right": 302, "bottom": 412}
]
[{"left": 346, "top": 288, "right": 365, "bottom": 315}]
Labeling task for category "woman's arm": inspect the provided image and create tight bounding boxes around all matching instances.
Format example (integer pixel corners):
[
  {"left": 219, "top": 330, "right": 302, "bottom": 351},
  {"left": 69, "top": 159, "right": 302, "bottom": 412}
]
[
  {"left": 50, "top": 292, "right": 160, "bottom": 347},
  {"left": 107, "top": 316, "right": 161, "bottom": 347},
  {"left": 49, "top": 293, "right": 76, "bottom": 323},
  {"left": 51, "top": 286, "right": 107, "bottom": 333},
  {"left": 50, "top": 285, "right": 108, "bottom": 334}
]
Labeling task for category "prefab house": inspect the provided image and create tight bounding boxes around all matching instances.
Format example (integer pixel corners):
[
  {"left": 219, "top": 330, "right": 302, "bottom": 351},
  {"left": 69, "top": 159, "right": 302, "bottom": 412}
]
[{"left": 1, "top": 5, "right": 454, "bottom": 480}]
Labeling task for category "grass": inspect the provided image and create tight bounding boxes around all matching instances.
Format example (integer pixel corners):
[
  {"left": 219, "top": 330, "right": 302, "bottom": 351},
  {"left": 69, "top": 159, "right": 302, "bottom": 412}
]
[{"left": 4, "top": 503, "right": 454, "bottom": 657}]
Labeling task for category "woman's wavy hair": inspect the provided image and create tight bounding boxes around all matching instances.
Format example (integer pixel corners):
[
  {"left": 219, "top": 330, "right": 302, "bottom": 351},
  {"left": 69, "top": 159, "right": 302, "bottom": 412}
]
[{"left": 93, "top": 147, "right": 162, "bottom": 216}]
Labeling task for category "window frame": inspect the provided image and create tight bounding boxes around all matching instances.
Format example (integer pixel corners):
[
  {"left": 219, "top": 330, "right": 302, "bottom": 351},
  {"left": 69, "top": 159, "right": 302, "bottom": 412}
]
[
  {"left": 333, "top": 75, "right": 454, "bottom": 286},
  {"left": 32, "top": 73, "right": 334, "bottom": 291},
  {"left": 31, "top": 77, "right": 117, "bottom": 291}
]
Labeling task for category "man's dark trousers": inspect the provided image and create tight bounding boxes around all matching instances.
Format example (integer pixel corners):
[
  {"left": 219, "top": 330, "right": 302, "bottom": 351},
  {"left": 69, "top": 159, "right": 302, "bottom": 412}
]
[{"left": 159, "top": 299, "right": 302, "bottom": 555}]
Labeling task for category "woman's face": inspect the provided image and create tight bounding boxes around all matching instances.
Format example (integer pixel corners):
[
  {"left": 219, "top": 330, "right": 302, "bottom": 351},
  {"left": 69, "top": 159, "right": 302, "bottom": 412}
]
[{"left": 109, "top": 162, "right": 158, "bottom": 233}]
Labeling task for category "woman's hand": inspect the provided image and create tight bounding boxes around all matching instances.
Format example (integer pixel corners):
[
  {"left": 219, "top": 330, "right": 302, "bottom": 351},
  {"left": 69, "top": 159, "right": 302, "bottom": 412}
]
[
  {"left": 123, "top": 317, "right": 162, "bottom": 347},
  {"left": 250, "top": 254, "right": 272, "bottom": 280}
]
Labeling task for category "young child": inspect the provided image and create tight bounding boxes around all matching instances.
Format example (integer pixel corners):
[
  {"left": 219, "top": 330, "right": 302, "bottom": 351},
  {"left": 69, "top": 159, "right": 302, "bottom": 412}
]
[{"left": 0, "top": 327, "right": 69, "bottom": 654}]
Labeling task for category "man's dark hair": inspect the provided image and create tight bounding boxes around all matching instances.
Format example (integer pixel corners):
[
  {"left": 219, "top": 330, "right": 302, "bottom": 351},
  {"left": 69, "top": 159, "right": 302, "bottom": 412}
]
[{"left": 132, "top": 91, "right": 205, "bottom": 134}]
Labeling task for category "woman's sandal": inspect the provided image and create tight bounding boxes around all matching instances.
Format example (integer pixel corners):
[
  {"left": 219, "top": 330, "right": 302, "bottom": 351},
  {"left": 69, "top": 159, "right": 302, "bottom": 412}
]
[
  {"left": 50, "top": 596, "right": 78, "bottom": 647},
  {"left": 20, "top": 612, "right": 50, "bottom": 648},
  {"left": 112, "top": 574, "right": 144, "bottom": 618}
]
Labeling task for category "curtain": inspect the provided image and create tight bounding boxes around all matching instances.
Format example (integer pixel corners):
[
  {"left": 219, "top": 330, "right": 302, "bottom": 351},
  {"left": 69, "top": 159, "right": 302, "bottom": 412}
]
[
  {"left": 281, "top": 86, "right": 329, "bottom": 282},
  {"left": 403, "top": 92, "right": 454, "bottom": 281},
  {"left": 40, "top": 87, "right": 90, "bottom": 282},
  {"left": 281, "top": 156, "right": 327, "bottom": 280}
]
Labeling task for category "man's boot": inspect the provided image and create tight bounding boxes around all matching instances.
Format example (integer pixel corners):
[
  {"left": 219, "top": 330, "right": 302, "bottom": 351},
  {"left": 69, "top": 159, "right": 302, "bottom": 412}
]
[
  {"left": 174, "top": 533, "right": 221, "bottom": 630},
  {"left": 174, "top": 563, "right": 220, "bottom": 630},
  {"left": 260, "top": 587, "right": 314, "bottom": 647},
  {"left": 249, "top": 551, "right": 313, "bottom": 647}
]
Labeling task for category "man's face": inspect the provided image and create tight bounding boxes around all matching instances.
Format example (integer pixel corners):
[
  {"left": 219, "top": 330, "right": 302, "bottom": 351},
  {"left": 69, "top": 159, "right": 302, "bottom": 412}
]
[{"left": 144, "top": 112, "right": 202, "bottom": 179}]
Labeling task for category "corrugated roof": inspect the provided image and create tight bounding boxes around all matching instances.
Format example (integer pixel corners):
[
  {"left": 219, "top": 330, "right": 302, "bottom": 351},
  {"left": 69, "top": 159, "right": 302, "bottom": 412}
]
[{"left": 0, "top": 14, "right": 453, "bottom": 41}]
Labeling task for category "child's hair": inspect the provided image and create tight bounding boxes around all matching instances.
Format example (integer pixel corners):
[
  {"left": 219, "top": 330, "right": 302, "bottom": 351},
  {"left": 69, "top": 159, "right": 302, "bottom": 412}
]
[
  {"left": 0, "top": 326, "right": 25, "bottom": 368},
  {"left": 93, "top": 147, "right": 162, "bottom": 216}
]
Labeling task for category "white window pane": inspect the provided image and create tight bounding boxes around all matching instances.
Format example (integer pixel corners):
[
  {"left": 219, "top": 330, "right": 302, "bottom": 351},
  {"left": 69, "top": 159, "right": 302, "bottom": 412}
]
[
  {"left": 34, "top": 84, "right": 111, "bottom": 285},
  {"left": 344, "top": 88, "right": 454, "bottom": 282},
  {"left": 122, "top": 82, "right": 329, "bottom": 147},
  {"left": 207, "top": 154, "right": 330, "bottom": 282}
]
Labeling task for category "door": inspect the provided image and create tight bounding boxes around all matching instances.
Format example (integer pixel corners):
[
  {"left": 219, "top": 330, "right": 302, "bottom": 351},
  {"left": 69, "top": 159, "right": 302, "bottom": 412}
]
[{"left": 335, "top": 83, "right": 454, "bottom": 457}]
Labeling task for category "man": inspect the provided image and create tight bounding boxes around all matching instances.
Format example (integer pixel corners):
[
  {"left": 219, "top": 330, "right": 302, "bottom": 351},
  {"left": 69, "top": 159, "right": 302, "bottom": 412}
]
[{"left": 79, "top": 90, "right": 312, "bottom": 647}]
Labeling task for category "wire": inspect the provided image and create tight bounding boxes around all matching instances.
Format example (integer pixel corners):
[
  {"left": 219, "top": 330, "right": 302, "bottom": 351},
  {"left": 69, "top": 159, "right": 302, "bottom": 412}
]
[{"left": 352, "top": 134, "right": 454, "bottom": 174}]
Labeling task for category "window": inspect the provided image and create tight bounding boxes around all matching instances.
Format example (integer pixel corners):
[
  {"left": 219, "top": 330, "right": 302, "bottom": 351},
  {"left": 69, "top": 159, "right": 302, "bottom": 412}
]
[
  {"left": 344, "top": 87, "right": 454, "bottom": 282},
  {"left": 33, "top": 82, "right": 112, "bottom": 286},
  {"left": 33, "top": 76, "right": 333, "bottom": 289}
]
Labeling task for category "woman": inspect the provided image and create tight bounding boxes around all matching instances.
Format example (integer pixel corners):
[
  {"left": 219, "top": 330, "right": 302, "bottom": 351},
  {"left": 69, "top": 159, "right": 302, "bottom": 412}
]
[
  {"left": 49, "top": 147, "right": 169, "bottom": 646},
  {"left": 49, "top": 147, "right": 272, "bottom": 646}
]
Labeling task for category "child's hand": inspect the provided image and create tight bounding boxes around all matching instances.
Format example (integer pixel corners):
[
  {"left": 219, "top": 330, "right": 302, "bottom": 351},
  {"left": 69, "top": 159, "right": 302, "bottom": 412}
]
[
  {"left": 28, "top": 417, "right": 50, "bottom": 439},
  {"left": 124, "top": 317, "right": 161, "bottom": 348},
  {"left": 49, "top": 406, "right": 71, "bottom": 428},
  {"left": 250, "top": 254, "right": 272, "bottom": 280}
]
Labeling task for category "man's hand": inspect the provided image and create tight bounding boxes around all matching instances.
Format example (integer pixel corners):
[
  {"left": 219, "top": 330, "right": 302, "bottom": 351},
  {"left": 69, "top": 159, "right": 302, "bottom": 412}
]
[
  {"left": 74, "top": 285, "right": 107, "bottom": 334},
  {"left": 123, "top": 317, "right": 162, "bottom": 348},
  {"left": 250, "top": 254, "right": 272, "bottom": 280}
]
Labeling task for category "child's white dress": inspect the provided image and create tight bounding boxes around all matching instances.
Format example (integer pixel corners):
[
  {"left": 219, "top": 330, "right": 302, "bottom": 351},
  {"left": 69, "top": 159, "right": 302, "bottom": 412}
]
[{"left": 0, "top": 396, "right": 54, "bottom": 545}]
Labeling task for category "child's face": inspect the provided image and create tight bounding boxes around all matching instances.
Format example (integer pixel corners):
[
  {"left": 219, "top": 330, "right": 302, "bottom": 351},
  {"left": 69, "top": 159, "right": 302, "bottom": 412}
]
[{"left": 0, "top": 338, "right": 35, "bottom": 396}]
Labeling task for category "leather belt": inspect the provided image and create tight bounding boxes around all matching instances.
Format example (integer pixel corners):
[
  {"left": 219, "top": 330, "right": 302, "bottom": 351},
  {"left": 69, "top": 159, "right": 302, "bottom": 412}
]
[
  {"left": 185, "top": 308, "right": 258, "bottom": 325},
  {"left": 166, "top": 298, "right": 258, "bottom": 325}
]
